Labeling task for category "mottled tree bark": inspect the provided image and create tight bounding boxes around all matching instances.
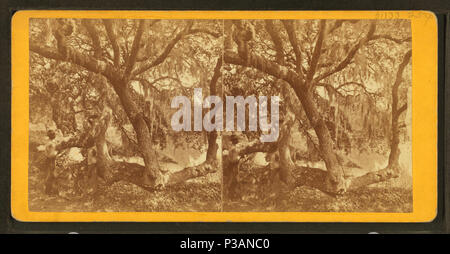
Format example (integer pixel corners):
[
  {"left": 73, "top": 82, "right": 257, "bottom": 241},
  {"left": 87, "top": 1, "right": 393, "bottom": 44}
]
[
  {"left": 110, "top": 79, "right": 163, "bottom": 187},
  {"left": 294, "top": 88, "right": 346, "bottom": 193},
  {"left": 94, "top": 111, "right": 113, "bottom": 180},
  {"left": 205, "top": 57, "right": 222, "bottom": 164},
  {"left": 264, "top": 20, "right": 296, "bottom": 187}
]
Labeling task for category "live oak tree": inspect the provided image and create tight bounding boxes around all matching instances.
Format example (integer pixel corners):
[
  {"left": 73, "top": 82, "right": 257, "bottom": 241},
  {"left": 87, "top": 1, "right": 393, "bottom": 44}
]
[
  {"left": 30, "top": 19, "right": 223, "bottom": 189},
  {"left": 223, "top": 19, "right": 412, "bottom": 194},
  {"left": 30, "top": 18, "right": 412, "bottom": 196}
]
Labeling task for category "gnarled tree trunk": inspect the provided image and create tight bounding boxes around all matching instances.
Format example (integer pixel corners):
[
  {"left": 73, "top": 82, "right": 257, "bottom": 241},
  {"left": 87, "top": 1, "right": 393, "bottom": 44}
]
[
  {"left": 293, "top": 87, "right": 347, "bottom": 193},
  {"left": 108, "top": 58, "right": 223, "bottom": 189},
  {"left": 94, "top": 110, "right": 113, "bottom": 180},
  {"left": 110, "top": 79, "right": 163, "bottom": 187}
]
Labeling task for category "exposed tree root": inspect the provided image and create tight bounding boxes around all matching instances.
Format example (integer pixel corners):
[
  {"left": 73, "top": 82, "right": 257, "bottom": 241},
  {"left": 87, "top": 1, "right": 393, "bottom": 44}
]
[
  {"left": 292, "top": 165, "right": 399, "bottom": 195},
  {"left": 347, "top": 166, "right": 400, "bottom": 190},
  {"left": 107, "top": 160, "right": 218, "bottom": 191}
]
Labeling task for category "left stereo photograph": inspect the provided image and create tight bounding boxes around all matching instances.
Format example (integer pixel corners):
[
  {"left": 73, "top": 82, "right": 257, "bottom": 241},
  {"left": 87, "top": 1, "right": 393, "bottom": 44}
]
[{"left": 27, "top": 18, "right": 224, "bottom": 212}]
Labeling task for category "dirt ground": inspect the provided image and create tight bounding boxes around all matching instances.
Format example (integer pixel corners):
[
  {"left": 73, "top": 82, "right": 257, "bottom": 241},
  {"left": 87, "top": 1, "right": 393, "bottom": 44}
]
[
  {"left": 29, "top": 153, "right": 412, "bottom": 213},
  {"left": 224, "top": 185, "right": 412, "bottom": 212},
  {"left": 28, "top": 165, "right": 221, "bottom": 212},
  {"left": 223, "top": 147, "right": 413, "bottom": 213}
]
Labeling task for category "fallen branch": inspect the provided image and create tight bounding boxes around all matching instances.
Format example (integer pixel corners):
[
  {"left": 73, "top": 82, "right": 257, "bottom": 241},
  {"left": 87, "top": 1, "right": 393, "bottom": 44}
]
[
  {"left": 293, "top": 165, "right": 399, "bottom": 195},
  {"left": 108, "top": 160, "right": 218, "bottom": 190}
]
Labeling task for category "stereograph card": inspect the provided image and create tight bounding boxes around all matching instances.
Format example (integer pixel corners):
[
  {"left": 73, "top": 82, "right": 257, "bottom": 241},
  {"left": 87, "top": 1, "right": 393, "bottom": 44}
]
[{"left": 10, "top": 11, "right": 438, "bottom": 222}]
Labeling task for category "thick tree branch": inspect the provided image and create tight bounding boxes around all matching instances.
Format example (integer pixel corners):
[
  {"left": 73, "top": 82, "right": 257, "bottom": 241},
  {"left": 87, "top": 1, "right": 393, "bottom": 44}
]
[
  {"left": 313, "top": 22, "right": 376, "bottom": 83},
  {"left": 131, "top": 21, "right": 193, "bottom": 77},
  {"left": 224, "top": 51, "right": 302, "bottom": 90},
  {"left": 264, "top": 20, "right": 285, "bottom": 63},
  {"left": 110, "top": 160, "right": 217, "bottom": 190},
  {"left": 124, "top": 20, "right": 146, "bottom": 78},
  {"left": 282, "top": 20, "right": 304, "bottom": 77},
  {"left": 315, "top": 82, "right": 345, "bottom": 98},
  {"left": 397, "top": 103, "right": 408, "bottom": 117},
  {"left": 135, "top": 78, "right": 162, "bottom": 93},
  {"left": 134, "top": 76, "right": 184, "bottom": 93},
  {"left": 30, "top": 43, "right": 116, "bottom": 80},
  {"left": 348, "top": 167, "right": 400, "bottom": 190},
  {"left": 30, "top": 44, "right": 62, "bottom": 60},
  {"left": 209, "top": 56, "right": 223, "bottom": 93},
  {"left": 238, "top": 140, "right": 278, "bottom": 157},
  {"left": 205, "top": 56, "right": 223, "bottom": 162},
  {"left": 81, "top": 19, "right": 102, "bottom": 58},
  {"left": 103, "top": 19, "right": 121, "bottom": 67},
  {"left": 166, "top": 161, "right": 217, "bottom": 185},
  {"left": 392, "top": 50, "right": 412, "bottom": 120},
  {"left": 306, "top": 20, "right": 326, "bottom": 85}
]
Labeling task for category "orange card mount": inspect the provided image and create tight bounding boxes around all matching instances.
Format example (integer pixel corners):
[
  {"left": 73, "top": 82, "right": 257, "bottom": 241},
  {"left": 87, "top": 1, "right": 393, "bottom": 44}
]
[{"left": 11, "top": 10, "right": 437, "bottom": 222}]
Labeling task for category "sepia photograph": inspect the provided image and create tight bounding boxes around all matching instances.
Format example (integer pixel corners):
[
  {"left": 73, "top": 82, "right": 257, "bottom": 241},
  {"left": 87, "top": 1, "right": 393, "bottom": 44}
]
[
  {"left": 28, "top": 17, "right": 412, "bottom": 213},
  {"left": 221, "top": 19, "right": 412, "bottom": 212},
  {"left": 28, "top": 19, "right": 223, "bottom": 212}
]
